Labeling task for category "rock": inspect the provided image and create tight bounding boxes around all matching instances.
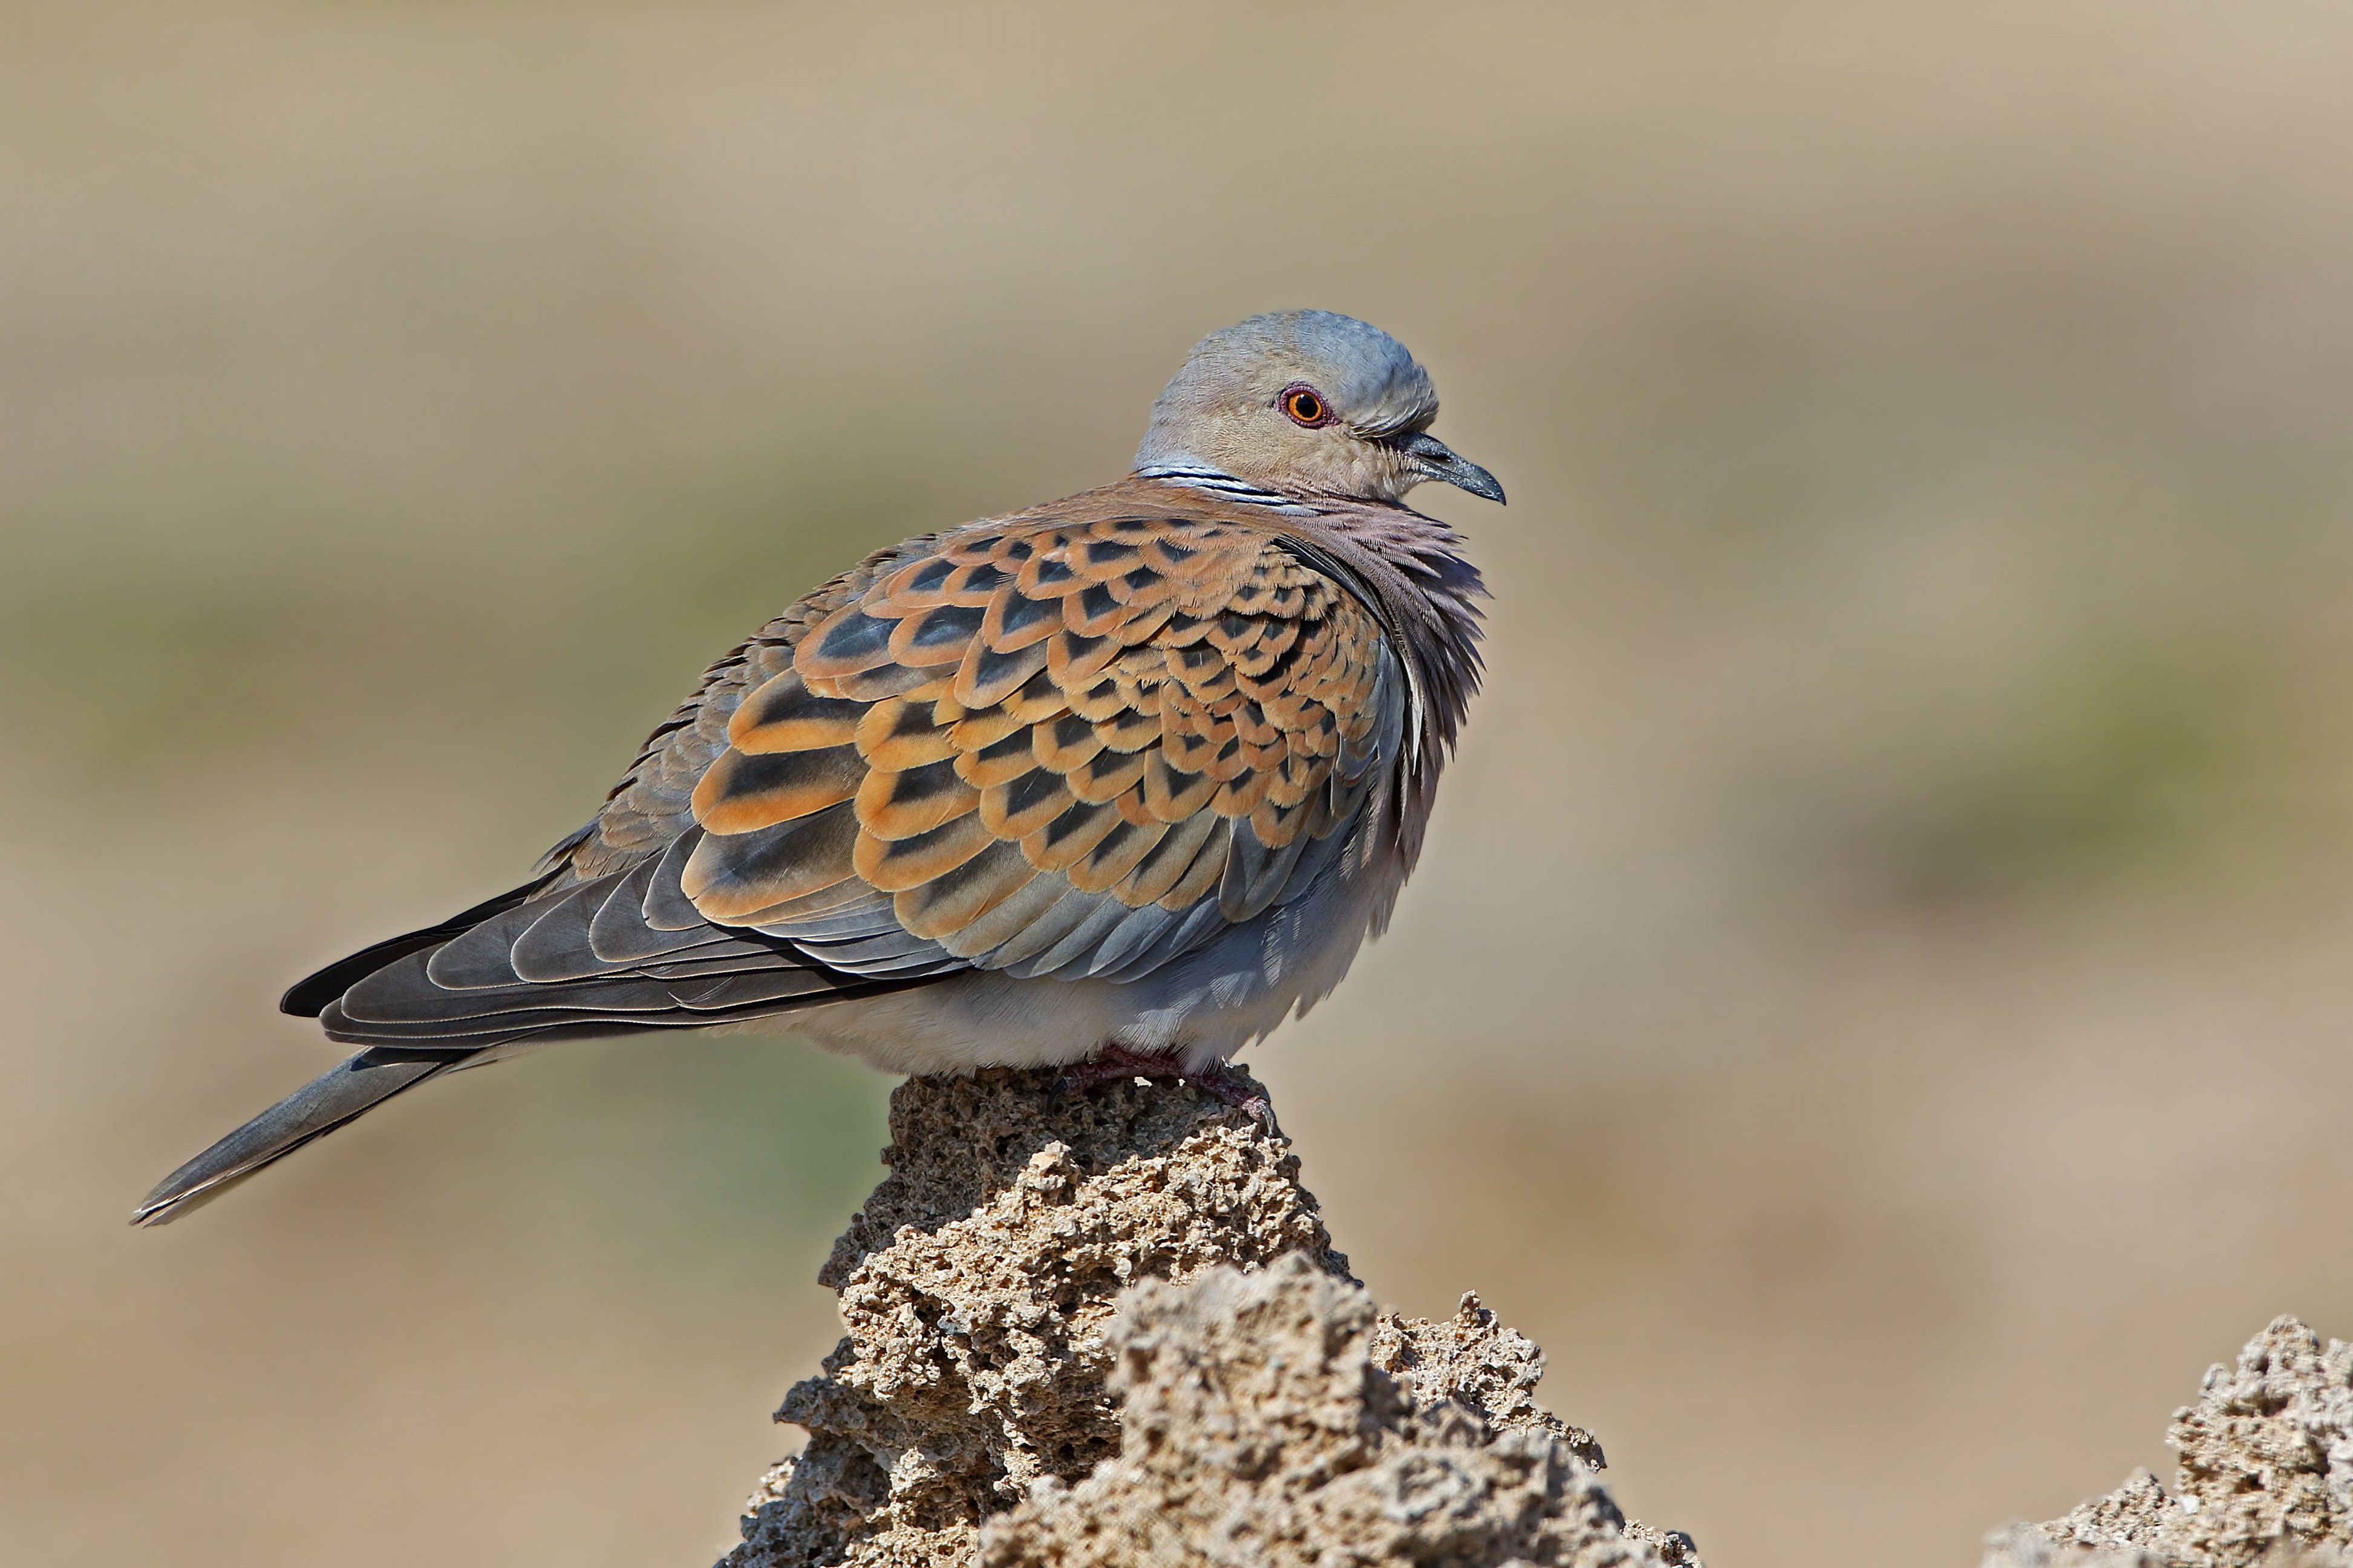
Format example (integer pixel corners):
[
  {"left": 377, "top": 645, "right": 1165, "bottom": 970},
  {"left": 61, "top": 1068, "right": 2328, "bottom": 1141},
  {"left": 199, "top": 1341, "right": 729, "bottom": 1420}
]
[
  {"left": 979, "top": 1254, "right": 1692, "bottom": 1568},
  {"left": 721, "top": 1066, "right": 1694, "bottom": 1568},
  {"left": 1984, "top": 1317, "right": 2353, "bottom": 1568}
]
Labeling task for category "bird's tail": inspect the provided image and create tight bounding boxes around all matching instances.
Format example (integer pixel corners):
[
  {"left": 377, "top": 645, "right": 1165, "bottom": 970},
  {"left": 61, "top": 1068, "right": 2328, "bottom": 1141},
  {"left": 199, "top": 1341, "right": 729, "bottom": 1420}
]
[
  {"left": 131, "top": 846, "right": 945, "bottom": 1226},
  {"left": 131, "top": 1052, "right": 462, "bottom": 1226}
]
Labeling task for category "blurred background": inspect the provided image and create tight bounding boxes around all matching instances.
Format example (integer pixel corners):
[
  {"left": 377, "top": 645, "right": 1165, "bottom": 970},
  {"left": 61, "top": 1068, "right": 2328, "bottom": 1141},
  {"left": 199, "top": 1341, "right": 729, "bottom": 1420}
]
[{"left": 7, "top": 2, "right": 2353, "bottom": 1564}]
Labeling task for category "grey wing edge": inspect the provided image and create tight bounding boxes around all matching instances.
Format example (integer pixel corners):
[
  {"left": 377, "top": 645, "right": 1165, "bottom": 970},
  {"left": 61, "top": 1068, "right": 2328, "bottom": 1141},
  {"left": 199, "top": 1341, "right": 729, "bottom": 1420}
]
[{"left": 131, "top": 837, "right": 942, "bottom": 1226}]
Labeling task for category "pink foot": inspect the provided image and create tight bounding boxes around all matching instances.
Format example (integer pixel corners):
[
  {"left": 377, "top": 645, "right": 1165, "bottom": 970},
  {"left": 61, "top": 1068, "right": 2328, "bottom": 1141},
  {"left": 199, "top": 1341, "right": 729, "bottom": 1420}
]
[{"left": 1052, "top": 1046, "right": 1277, "bottom": 1132}]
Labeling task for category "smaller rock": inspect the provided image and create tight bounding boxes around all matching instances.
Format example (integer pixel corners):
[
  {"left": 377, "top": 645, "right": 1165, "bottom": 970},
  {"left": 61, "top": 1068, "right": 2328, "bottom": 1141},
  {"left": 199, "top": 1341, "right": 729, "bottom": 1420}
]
[{"left": 1985, "top": 1317, "right": 2353, "bottom": 1568}]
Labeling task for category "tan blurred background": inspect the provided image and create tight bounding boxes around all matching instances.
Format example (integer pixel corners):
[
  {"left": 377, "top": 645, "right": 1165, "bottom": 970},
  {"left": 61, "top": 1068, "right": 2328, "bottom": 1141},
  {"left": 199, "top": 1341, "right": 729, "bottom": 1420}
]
[{"left": 7, "top": 2, "right": 2353, "bottom": 1563}]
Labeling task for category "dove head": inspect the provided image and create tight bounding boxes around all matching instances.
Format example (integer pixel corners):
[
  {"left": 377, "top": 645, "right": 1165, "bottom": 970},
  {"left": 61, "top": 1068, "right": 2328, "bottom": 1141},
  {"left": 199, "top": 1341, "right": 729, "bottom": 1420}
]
[{"left": 1134, "top": 310, "right": 1504, "bottom": 507}]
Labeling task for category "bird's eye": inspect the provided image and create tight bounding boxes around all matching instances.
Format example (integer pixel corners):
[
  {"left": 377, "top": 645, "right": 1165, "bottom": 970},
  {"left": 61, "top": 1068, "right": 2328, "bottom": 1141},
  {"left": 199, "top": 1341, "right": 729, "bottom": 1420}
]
[{"left": 1280, "top": 384, "right": 1333, "bottom": 428}]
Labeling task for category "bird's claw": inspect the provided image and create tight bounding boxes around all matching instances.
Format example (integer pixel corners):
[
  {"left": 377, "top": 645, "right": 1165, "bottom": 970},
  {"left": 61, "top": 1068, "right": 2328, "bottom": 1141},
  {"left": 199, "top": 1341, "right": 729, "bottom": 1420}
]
[{"left": 1050, "top": 1046, "right": 1278, "bottom": 1134}]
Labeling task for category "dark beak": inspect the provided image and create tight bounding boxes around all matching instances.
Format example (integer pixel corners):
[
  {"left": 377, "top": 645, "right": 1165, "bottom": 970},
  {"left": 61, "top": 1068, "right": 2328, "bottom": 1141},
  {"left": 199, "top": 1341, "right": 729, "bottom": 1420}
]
[{"left": 1397, "top": 431, "right": 1506, "bottom": 504}]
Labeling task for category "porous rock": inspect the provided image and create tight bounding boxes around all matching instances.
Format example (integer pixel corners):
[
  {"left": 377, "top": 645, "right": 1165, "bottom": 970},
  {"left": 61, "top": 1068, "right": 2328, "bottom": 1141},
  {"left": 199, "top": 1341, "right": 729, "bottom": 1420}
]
[
  {"left": 979, "top": 1254, "right": 1692, "bottom": 1568},
  {"left": 1985, "top": 1318, "right": 2353, "bottom": 1568},
  {"left": 721, "top": 1066, "right": 1692, "bottom": 1568}
]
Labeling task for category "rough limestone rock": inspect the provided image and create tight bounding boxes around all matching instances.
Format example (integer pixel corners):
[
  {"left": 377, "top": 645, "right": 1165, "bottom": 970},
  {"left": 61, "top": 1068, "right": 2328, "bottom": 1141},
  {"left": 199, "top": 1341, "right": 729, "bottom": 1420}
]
[
  {"left": 722, "top": 1066, "right": 1693, "bottom": 1568},
  {"left": 1985, "top": 1318, "right": 2353, "bottom": 1568},
  {"left": 979, "top": 1254, "right": 1694, "bottom": 1568}
]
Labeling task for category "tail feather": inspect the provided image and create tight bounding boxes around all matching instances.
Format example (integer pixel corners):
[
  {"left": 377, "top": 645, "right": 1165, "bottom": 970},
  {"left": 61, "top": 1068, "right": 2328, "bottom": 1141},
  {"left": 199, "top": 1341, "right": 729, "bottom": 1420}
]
[
  {"left": 130, "top": 1053, "right": 461, "bottom": 1226},
  {"left": 140, "top": 847, "right": 954, "bottom": 1226}
]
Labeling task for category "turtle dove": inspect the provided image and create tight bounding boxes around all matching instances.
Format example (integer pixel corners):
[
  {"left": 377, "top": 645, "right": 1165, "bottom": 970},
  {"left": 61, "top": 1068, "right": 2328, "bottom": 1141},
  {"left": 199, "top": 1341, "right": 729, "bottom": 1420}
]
[{"left": 135, "top": 310, "right": 1501, "bottom": 1225}]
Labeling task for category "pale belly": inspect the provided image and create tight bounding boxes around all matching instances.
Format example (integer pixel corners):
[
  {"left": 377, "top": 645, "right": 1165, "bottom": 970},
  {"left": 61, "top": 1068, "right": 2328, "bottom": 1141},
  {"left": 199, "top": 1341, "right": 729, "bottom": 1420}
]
[{"left": 720, "top": 874, "right": 1387, "bottom": 1078}]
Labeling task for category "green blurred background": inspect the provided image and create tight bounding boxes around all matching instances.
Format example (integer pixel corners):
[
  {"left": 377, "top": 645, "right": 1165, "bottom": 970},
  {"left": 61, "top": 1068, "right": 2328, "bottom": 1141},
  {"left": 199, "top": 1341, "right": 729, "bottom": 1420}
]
[{"left": 7, "top": 3, "right": 2353, "bottom": 1564}]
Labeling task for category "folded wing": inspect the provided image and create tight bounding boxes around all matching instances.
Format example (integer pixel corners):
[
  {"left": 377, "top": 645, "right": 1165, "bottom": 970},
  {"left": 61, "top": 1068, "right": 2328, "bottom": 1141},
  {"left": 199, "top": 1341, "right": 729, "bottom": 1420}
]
[
  {"left": 686, "top": 509, "right": 1404, "bottom": 983},
  {"left": 294, "top": 503, "right": 1405, "bottom": 1054}
]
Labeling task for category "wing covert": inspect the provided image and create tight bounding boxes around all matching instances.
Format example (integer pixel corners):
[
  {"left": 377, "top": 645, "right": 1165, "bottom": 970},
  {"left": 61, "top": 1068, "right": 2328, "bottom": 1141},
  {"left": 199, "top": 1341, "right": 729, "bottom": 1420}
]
[{"left": 682, "top": 510, "right": 1404, "bottom": 981}]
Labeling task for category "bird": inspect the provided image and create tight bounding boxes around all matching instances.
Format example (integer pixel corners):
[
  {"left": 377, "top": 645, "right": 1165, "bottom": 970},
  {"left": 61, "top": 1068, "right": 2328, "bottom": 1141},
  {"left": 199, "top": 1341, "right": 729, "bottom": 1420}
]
[{"left": 134, "top": 309, "right": 1500, "bottom": 1226}]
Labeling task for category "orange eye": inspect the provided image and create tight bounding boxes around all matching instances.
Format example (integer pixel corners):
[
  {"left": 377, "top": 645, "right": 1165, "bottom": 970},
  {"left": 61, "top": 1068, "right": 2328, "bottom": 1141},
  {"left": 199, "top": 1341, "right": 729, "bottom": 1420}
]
[{"left": 1281, "top": 384, "right": 1333, "bottom": 428}]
